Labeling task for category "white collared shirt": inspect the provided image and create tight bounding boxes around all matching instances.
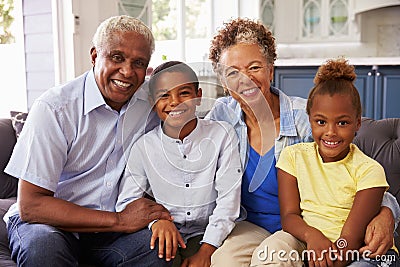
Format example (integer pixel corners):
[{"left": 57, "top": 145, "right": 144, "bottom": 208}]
[{"left": 117, "top": 119, "right": 242, "bottom": 247}]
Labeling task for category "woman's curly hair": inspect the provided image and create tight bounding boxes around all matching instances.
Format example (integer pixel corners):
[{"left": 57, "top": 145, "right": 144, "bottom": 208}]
[
  {"left": 209, "top": 18, "right": 277, "bottom": 72},
  {"left": 307, "top": 58, "right": 361, "bottom": 117}
]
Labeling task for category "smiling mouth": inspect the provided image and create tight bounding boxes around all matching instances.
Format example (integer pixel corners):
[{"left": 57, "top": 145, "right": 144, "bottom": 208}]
[
  {"left": 112, "top": 79, "right": 132, "bottom": 89},
  {"left": 167, "top": 110, "right": 186, "bottom": 117},
  {"left": 240, "top": 88, "right": 258, "bottom": 96},
  {"left": 322, "top": 140, "right": 341, "bottom": 147}
]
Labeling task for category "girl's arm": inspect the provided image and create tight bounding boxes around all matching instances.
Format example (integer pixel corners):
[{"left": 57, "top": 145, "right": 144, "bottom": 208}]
[
  {"left": 278, "top": 168, "right": 335, "bottom": 266},
  {"left": 335, "top": 187, "right": 386, "bottom": 266}
]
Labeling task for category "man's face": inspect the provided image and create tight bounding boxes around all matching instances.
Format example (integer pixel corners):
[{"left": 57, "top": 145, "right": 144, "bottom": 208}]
[{"left": 91, "top": 31, "right": 151, "bottom": 111}]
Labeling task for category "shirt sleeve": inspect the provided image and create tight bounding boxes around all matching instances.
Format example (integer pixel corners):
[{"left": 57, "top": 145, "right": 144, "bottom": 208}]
[
  {"left": 5, "top": 100, "right": 68, "bottom": 192},
  {"left": 115, "top": 139, "right": 149, "bottom": 212},
  {"left": 275, "top": 145, "right": 296, "bottom": 178},
  {"left": 201, "top": 122, "right": 242, "bottom": 247},
  {"left": 382, "top": 192, "right": 400, "bottom": 231},
  {"left": 356, "top": 161, "right": 388, "bottom": 192}
]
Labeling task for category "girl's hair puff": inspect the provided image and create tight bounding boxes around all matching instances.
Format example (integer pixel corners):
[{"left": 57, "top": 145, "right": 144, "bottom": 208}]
[{"left": 307, "top": 58, "right": 361, "bottom": 117}]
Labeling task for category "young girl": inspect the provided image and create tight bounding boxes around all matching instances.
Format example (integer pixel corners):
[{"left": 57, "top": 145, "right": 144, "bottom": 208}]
[{"left": 257, "top": 58, "right": 395, "bottom": 266}]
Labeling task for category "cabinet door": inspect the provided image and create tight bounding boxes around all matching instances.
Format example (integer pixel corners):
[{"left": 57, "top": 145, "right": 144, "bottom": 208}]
[
  {"left": 376, "top": 66, "right": 400, "bottom": 119},
  {"left": 274, "top": 65, "right": 400, "bottom": 119},
  {"left": 274, "top": 65, "right": 373, "bottom": 118},
  {"left": 274, "top": 66, "right": 318, "bottom": 99}
]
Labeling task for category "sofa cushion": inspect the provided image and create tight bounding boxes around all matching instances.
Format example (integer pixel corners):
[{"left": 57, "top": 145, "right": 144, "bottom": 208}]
[
  {"left": 0, "top": 119, "right": 18, "bottom": 199},
  {"left": 10, "top": 111, "right": 28, "bottom": 139},
  {"left": 353, "top": 118, "right": 400, "bottom": 203},
  {"left": 0, "top": 198, "right": 16, "bottom": 267}
]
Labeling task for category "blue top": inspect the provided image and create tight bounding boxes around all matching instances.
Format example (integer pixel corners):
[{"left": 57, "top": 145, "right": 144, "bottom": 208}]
[{"left": 241, "top": 146, "right": 281, "bottom": 233}]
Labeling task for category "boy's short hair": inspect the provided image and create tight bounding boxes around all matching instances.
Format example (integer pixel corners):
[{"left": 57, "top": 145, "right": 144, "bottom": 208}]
[{"left": 148, "top": 61, "right": 199, "bottom": 98}]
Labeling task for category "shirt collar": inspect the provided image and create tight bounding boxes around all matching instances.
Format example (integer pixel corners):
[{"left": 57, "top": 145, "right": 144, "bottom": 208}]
[
  {"left": 84, "top": 69, "right": 106, "bottom": 115},
  {"left": 273, "top": 87, "right": 298, "bottom": 137}
]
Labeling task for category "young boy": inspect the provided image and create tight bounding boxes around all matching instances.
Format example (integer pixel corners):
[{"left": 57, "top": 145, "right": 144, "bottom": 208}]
[
  {"left": 116, "top": 61, "right": 242, "bottom": 267},
  {"left": 254, "top": 58, "right": 396, "bottom": 266}
]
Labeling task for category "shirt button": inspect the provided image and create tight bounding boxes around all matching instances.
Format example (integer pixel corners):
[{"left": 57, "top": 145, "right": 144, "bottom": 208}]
[
  {"left": 183, "top": 155, "right": 187, "bottom": 159},
  {"left": 237, "top": 169, "right": 241, "bottom": 173},
  {"left": 187, "top": 212, "right": 191, "bottom": 215},
  {"left": 106, "top": 182, "right": 112, "bottom": 187},
  {"left": 185, "top": 184, "right": 189, "bottom": 187}
]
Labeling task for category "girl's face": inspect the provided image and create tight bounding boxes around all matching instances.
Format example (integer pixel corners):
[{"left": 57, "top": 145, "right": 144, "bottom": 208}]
[
  {"left": 309, "top": 93, "right": 361, "bottom": 163},
  {"left": 218, "top": 43, "right": 273, "bottom": 106}
]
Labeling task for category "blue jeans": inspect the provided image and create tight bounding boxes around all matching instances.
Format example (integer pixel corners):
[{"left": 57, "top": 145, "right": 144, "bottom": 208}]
[{"left": 7, "top": 214, "right": 172, "bottom": 267}]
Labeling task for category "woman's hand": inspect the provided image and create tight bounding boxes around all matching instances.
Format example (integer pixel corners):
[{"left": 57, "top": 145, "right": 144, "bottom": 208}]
[{"left": 150, "top": 219, "right": 186, "bottom": 262}]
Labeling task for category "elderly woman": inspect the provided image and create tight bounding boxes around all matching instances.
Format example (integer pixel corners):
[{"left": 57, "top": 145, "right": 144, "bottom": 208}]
[{"left": 206, "top": 18, "right": 399, "bottom": 266}]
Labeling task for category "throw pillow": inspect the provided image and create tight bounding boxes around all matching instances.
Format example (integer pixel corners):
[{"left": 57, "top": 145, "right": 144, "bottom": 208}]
[{"left": 10, "top": 111, "right": 28, "bottom": 138}]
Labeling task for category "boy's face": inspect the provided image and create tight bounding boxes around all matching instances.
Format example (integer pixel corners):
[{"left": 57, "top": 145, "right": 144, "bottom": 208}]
[
  {"left": 309, "top": 93, "right": 361, "bottom": 163},
  {"left": 152, "top": 71, "right": 202, "bottom": 134}
]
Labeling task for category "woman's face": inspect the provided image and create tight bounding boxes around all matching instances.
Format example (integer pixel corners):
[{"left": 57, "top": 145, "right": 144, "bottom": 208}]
[{"left": 218, "top": 43, "right": 273, "bottom": 106}]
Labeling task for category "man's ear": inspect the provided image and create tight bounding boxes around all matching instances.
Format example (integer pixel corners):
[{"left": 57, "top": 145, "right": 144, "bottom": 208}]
[
  {"left": 196, "top": 88, "right": 202, "bottom": 106},
  {"left": 90, "top": 47, "right": 97, "bottom": 66}
]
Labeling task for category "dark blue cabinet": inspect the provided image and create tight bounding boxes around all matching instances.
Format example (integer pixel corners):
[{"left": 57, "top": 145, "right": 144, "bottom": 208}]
[{"left": 274, "top": 65, "right": 400, "bottom": 119}]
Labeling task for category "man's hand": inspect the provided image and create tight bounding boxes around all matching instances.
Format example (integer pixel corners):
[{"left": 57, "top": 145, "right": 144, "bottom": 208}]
[
  {"left": 359, "top": 206, "right": 394, "bottom": 257},
  {"left": 117, "top": 198, "right": 172, "bottom": 233}
]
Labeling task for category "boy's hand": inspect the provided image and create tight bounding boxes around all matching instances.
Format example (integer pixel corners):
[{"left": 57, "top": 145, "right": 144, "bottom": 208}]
[
  {"left": 150, "top": 219, "right": 186, "bottom": 261},
  {"left": 181, "top": 243, "right": 216, "bottom": 267}
]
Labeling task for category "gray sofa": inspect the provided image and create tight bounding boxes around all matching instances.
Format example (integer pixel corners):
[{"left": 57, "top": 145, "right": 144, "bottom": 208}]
[{"left": 0, "top": 116, "right": 399, "bottom": 265}]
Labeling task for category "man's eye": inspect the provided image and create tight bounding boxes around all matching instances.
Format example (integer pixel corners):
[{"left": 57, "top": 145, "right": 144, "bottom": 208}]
[
  {"left": 135, "top": 60, "right": 146, "bottom": 68},
  {"left": 111, "top": 55, "right": 124, "bottom": 62},
  {"left": 317, "top": 120, "right": 325, "bottom": 125},
  {"left": 338, "top": 121, "right": 348, "bottom": 126}
]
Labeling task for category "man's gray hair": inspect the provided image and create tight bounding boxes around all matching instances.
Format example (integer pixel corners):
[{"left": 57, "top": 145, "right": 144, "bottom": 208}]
[{"left": 92, "top": 15, "right": 155, "bottom": 54}]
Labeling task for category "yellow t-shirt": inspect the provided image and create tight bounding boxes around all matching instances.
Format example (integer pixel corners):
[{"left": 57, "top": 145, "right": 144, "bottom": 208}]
[{"left": 276, "top": 142, "right": 389, "bottom": 242}]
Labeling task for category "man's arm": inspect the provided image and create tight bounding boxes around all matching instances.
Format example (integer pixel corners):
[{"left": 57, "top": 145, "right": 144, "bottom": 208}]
[
  {"left": 18, "top": 180, "right": 171, "bottom": 233},
  {"left": 359, "top": 191, "right": 399, "bottom": 256}
]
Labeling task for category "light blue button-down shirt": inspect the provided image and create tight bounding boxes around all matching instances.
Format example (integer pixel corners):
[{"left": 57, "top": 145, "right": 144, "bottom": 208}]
[
  {"left": 206, "top": 87, "right": 400, "bottom": 228},
  {"left": 4, "top": 70, "right": 159, "bottom": 223},
  {"left": 117, "top": 119, "right": 242, "bottom": 247}
]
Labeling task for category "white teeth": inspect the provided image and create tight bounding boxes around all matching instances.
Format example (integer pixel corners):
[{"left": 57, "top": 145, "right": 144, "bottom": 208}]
[
  {"left": 113, "top": 80, "right": 130, "bottom": 87},
  {"left": 169, "top": 110, "right": 185, "bottom": 117},
  {"left": 324, "top": 140, "right": 339, "bottom": 145},
  {"left": 241, "top": 88, "right": 257, "bottom": 96}
]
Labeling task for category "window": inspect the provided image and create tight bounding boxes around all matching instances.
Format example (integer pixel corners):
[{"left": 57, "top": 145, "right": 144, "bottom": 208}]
[{"left": 0, "top": 0, "right": 27, "bottom": 117}]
